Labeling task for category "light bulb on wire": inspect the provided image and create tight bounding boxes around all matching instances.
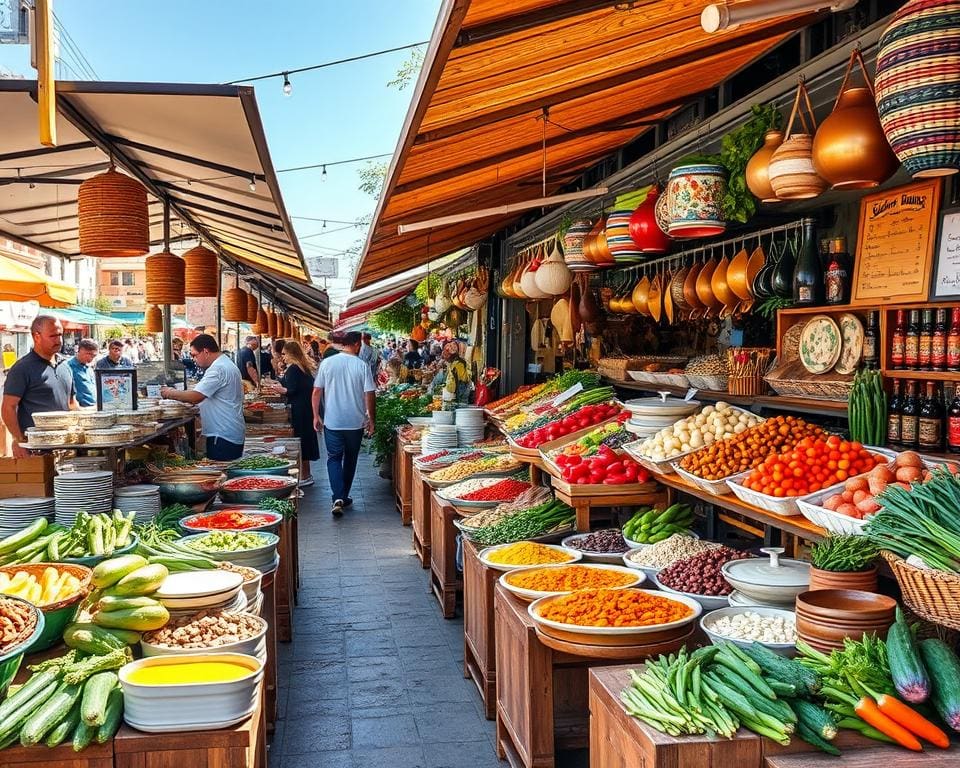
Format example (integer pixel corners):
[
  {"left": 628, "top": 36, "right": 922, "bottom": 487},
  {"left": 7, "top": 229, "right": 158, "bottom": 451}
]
[
  {"left": 321, "top": 165, "right": 327, "bottom": 182},
  {"left": 248, "top": 176, "right": 256, "bottom": 192},
  {"left": 282, "top": 72, "right": 292, "bottom": 97}
]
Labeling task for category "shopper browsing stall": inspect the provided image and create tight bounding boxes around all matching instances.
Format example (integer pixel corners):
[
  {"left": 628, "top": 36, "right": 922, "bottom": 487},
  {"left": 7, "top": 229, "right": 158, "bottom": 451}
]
[
  {"left": 67, "top": 338, "right": 98, "bottom": 407},
  {"left": 238, "top": 336, "right": 261, "bottom": 388},
  {"left": 160, "top": 333, "right": 245, "bottom": 460},
  {"left": 267, "top": 340, "right": 319, "bottom": 486},
  {"left": 441, "top": 340, "right": 471, "bottom": 407},
  {"left": 95, "top": 339, "right": 134, "bottom": 369}
]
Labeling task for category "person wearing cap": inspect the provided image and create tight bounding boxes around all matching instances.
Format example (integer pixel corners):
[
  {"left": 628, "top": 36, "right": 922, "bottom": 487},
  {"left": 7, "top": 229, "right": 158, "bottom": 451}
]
[
  {"left": 312, "top": 330, "right": 375, "bottom": 517},
  {"left": 95, "top": 339, "right": 134, "bottom": 370}
]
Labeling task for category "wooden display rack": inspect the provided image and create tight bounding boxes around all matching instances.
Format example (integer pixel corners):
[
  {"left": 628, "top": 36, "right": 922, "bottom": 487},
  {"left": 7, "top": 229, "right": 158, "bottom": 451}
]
[
  {"left": 494, "top": 584, "right": 690, "bottom": 768},
  {"left": 411, "top": 465, "right": 432, "bottom": 568},
  {"left": 429, "top": 490, "right": 462, "bottom": 618},
  {"left": 261, "top": 569, "right": 278, "bottom": 729},
  {"left": 549, "top": 475, "right": 668, "bottom": 532},
  {"left": 462, "top": 538, "right": 498, "bottom": 719}
]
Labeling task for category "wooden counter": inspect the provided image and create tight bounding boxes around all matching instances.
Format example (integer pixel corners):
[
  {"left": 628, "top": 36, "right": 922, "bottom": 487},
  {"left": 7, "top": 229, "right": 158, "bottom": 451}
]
[
  {"left": 411, "top": 466, "right": 432, "bottom": 568},
  {"left": 548, "top": 475, "right": 669, "bottom": 532},
  {"left": 397, "top": 443, "right": 419, "bottom": 526},
  {"left": 261, "top": 569, "right": 278, "bottom": 729},
  {"left": 462, "top": 538, "right": 498, "bottom": 719},
  {"left": 429, "top": 490, "right": 462, "bottom": 618},
  {"left": 275, "top": 518, "right": 294, "bottom": 642}
]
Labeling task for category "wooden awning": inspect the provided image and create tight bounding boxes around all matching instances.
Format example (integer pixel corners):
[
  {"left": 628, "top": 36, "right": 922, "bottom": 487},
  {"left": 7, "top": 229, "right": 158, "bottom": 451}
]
[{"left": 354, "top": 0, "right": 819, "bottom": 289}]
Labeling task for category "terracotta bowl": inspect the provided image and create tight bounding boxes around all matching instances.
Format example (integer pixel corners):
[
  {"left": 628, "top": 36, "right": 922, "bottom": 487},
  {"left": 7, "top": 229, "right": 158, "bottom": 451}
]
[
  {"left": 794, "top": 612, "right": 894, "bottom": 630},
  {"left": 795, "top": 589, "right": 896, "bottom": 622},
  {"left": 796, "top": 614, "right": 893, "bottom": 650},
  {"left": 808, "top": 566, "right": 878, "bottom": 593}
]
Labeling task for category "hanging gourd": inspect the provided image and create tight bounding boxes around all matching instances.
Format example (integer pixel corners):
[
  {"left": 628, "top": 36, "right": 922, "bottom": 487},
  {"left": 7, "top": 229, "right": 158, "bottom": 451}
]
[
  {"left": 534, "top": 242, "right": 573, "bottom": 296},
  {"left": 223, "top": 285, "right": 249, "bottom": 323},
  {"left": 183, "top": 244, "right": 219, "bottom": 297},
  {"left": 520, "top": 247, "right": 550, "bottom": 299},
  {"left": 464, "top": 267, "right": 489, "bottom": 310},
  {"left": 768, "top": 79, "right": 827, "bottom": 200},
  {"left": 145, "top": 252, "right": 185, "bottom": 305},
  {"left": 77, "top": 167, "right": 149, "bottom": 257},
  {"left": 874, "top": 0, "right": 960, "bottom": 178},
  {"left": 813, "top": 48, "right": 899, "bottom": 189},
  {"left": 745, "top": 130, "right": 784, "bottom": 202},
  {"left": 144, "top": 304, "right": 163, "bottom": 333},
  {"left": 628, "top": 187, "right": 671, "bottom": 253}
]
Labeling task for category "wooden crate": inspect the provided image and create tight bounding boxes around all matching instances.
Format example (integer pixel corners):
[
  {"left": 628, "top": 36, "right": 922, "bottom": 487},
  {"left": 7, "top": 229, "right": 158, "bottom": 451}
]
[
  {"left": 261, "top": 570, "right": 278, "bottom": 730},
  {"left": 462, "top": 538, "right": 498, "bottom": 719},
  {"left": 275, "top": 518, "right": 293, "bottom": 642},
  {"left": 398, "top": 444, "right": 418, "bottom": 525},
  {"left": 429, "top": 491, "right": 462, "bottom": 618},
  {"left": 411, "top": 466, "right": 432, "bottom": 568},
  {"left": 0, "top": 743, "right": 113, "bottom": 768},
  {"left": 114, "top": 685, "right": 266, "bottom": 768},
  {"left": 550, "top": 476, "right": 669, "bottom": 532}
]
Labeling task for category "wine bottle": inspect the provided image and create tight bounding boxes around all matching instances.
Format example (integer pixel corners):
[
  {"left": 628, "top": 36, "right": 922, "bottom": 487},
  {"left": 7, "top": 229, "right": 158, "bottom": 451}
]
[
  {"left": 948, "top": 308, "right": 960, "bottom": 371},
  {"left": 792, "top": 218, "right": 821, "bottom": 306},
  {"left": 863, "top": 311, "right": 878, "bottom": 369},
  {"left": 904, "top": 310, "right": 921, "bottom": 370},
  {"left": 918, "top": 309, "right": 934, "bottom": 370},
  {"left": 891, "top": 309, "right": 907, "bottom": 370},
  {"left": 948, "top": 385, "right": 960, "bottom": 454},
  {"left": 919, "top": 381, "right": 944, "bottom": 451},
  {"left": 932, "top": 308, "right": 948, "bottom": 371},
  {"left": 887, "top": 378, "right": 903, "bottom": 447},
  {"left": 900, "top": 380, "right": 919, "bottom": 449}
]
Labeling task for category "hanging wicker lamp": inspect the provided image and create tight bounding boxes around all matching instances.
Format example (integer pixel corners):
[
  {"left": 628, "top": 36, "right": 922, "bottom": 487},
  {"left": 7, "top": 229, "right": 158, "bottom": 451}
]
[
  {"left": 223, "top": 286, "right": 249, "bottom": 322},
  {"left": 183, "top": 245, "right": 219, "bottom": 297},
  {"left": 145, "top": 252, "right": 185, "bottom": 305},
  {"left": 246, "top": 291, "right": 259, "bottom": 324},
  {"left": 254, "top": 308, "right": 268, "bottom": 335},
  {"left": 77, "top": 168, "right": 150, "bottom": 257},
  {"left": 144, "top": 305, "right": 163, "bottom": 333},
  {"left": 267, "top": 309, "right": 278, "bottom": 338}
]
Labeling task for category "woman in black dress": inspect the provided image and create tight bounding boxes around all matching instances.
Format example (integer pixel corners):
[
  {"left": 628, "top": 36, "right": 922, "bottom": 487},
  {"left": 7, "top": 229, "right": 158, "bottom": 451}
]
[{"left": 271, "top": 340, "right": 320, "bottom": 487}]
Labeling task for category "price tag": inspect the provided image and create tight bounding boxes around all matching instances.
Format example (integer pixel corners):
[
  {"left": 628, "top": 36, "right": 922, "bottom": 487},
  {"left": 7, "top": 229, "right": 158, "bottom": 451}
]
[{"left": 552, "top": 382, "right": 583, "bottom": 407}]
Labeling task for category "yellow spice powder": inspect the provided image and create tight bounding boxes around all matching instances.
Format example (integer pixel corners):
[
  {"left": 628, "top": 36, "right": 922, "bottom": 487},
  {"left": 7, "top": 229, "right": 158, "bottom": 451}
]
[{"left": 487, "top": 542, "right": 573, "bottom": 566}]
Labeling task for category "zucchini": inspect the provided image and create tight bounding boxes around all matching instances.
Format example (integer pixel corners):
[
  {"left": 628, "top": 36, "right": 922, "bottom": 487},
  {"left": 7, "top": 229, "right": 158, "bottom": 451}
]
[
  {"left": 703, "top": 673, "right": 758, "bottom": 720},
  {"left": 791, "top": 699, "right": 837, "bottom": 741},
  {"left": 742, "top": 643, "right": 820, "bottom": 695},
  {"left": 63, "top": 623, "right": 126, "bottom": 654},
  {"left": 0, "top": 517, "right": 47, "bottom": 555},
  {"left": 796, "top": 721, "right": 842, "bottom": 756},
  {"left": 0, "top": 678, "right": 58, "bottom": 742},
  {"left": 887, "top": 609, "right": 930, "bottom": 704},
  {"left": 768, "top": 679, "right": 799, "bottom": 698},
  {"left": 105, "top": 563, "right": 168, "bottom": 596},
  {"left": 919, "top": 638, "right": 960, "bottom": 731},
  {"left": 91, "top": 554, "right": 148, "bottom": 588},
  {"left": 72, "top": 718, "right": 96, "bottom": 752},
  {"left": 713, "top": 650, "right": 777, "bottom": 700},
  {"left": 19, "top": 681, "right": 83, "bottom": 746},
  {"left": 81, "top": 672, "right": 118, "bottom": 727},
  {"left": 0, "top": 669, "right": 58, "bottom": 724},
  {"left": 95, "top": 687, "right": 123, "bottom": 744},
  {"left": 92, "top": 603, "right": 169, "bottom": 631},
  {"left": 98, "top": 595, "right": 161, "bottom": 612},
  {"left": 44, "top": 701, "right": 81, "bottom": 748}
]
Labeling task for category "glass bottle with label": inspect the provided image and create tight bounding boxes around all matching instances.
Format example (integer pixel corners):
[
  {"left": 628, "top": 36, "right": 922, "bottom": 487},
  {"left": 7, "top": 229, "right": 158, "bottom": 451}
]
[
  {"left": 904, "top": 310, "right": 921, "bottom": 370},
  {"left": 948, "top": 308, "right": 960, "bottom": 371},
  {"left": 823, "top": 237, "right": 848, "bottom": 305},
  {"left": 918, "top": 309, "right": 934, "bottom": 370},
  {"left": 891, "top": 309, "right": 907, "bottom": 370},
  {"left": 900, "top": 380, "right": 919, "bottom": 449},
  {"left": 932, "top": 308, "right": 948, "bottom": 371},
  {"left": 948, "top": 385, "right": 960, "bottom": 454},
  {"left": 863, "top": 311, "right": 878, "bottom": 369},
  {"left": 887, "top": 378, "right": 903, "bottom": 446},
  {"left": 792, "top": 218, "right": 821, "bottom": 306},
  {"left": 919, "top": 381, "right": 944, "bottom": 451}
]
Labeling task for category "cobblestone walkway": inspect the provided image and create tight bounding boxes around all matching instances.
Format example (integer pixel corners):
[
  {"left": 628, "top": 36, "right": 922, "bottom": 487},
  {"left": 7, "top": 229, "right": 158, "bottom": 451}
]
[{"left": 270, "top": 451, "right": 500, "bottom": 768}]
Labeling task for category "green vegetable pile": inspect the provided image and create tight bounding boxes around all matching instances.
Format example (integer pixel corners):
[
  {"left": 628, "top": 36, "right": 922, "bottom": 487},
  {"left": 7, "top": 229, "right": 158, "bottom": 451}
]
[
  {"left": 259, "top": 496, "right": 296, "bottom": 520},
  {"left": 135, "top": 523, "right": 219, "bottom": 571},
  {"left": 371, "top": 389, "right": 432, "bottom": 466},
  {"left": 0, "top": 511, "right": 137, "bottom": 565},
  {"left": 185, "top": 531, "right": 271, "bottom": 553},
  {"left": 622, "top": 504, "right": 694, "bottom": 544},
  {"left": 470, "top": 499, "right": 574, "bottom": 546},
  {"left": 155, "top": 504, "right": 194, "bottom": 532},
  {"left": 229, "top": 455, "right": 289, "bottom": 470},
  {"left": 809, "top": 535, "right": 878, "bottom": 573},
  {"left": 849, "top": 369, "right": 887, "bottom": 446}
]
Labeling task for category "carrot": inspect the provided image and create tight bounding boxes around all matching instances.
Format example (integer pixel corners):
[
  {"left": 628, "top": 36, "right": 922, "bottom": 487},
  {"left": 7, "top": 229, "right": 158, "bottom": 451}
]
[
  {"left": 854, "top": 697, "right": 923, "bottom": 751},
  {"left": 874, "top": 694, "right": 950, "bottom": 749}
]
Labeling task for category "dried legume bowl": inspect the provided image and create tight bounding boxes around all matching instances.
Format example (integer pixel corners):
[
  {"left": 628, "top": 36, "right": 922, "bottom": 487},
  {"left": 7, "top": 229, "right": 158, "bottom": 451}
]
[
  {"left": 699, "top": 606, "right": 797, "bottom": 657},
  {"left": 141, "top": 611, "right": 268, "bottom": 662}
]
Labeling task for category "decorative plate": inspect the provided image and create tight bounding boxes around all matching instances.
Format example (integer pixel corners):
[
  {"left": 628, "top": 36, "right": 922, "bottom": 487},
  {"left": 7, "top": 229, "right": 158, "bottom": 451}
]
[
  {"left": 834, "top": 313, "right": 865, "bottom": 375},
  {"left": 798, "top": 315, "right": 842, "bottom": 374}
]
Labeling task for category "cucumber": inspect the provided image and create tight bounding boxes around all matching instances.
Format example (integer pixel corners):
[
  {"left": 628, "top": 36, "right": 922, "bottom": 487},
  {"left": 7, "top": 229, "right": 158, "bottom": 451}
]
[
  {"left": 796, "top": 721, "right": 842, "bottom": 756},
  {"left": 95, "top": 687, "right": 123, "bottom": 744},
  {"left": 98, "top": 595, "right": 161, "bottom": 612},
  {"left": 713, "top": 649, "right": 777, "bottom": 700},
  {"left": 0, "top": 517, "right": 47, "bottom": 555},
  {"left": 0, "top": 669, "right": 58, "bottom": 724},
  {"left": 63, "top": 624, "right": 126, "bottom": 654},
  {"left": 91, "top": 554, "right": 148, "bottom": 588},
  {"left": 919, "top": 638, "right": 960, "bottom": 731},
  {"left": 81, "top": 672, "right": 118, "bottom": 727},
  {"left": 791, "top": 699, "right": 837, "bottom": 741},
  {"left": 64, "top": 622, "right": 140, "bottom": 649},
  {"left": 887, "top": 608, "right": 930, "bottom": 704},
  {"left": 92, "top": 603, "right": 169, "bottom": 631},
  {"left": 44, "top": 701, "right": 81, "bottom": 748},
  {"left": 106, "top": 563, "right": 168, "bottom": 596},
  {"left": 19, "top": 681, "right": 84, "bottom": 746},
  {"left": 72, "top": 718, "right": 96, "bottom": 752},
  {"left": 742, "top": 643, "right": 820, "bottom": 695},
  {"left": 0, "top": 678, "right": 59, "bottom": 742}
]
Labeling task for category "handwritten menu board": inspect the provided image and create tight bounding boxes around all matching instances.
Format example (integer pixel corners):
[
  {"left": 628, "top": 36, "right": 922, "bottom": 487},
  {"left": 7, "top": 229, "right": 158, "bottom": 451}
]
[
  {"left": 932, "top": 209, "right": 960, "bottom": 299},
  {"left": 852, "top": 179, "right": 941, "bottom": 305}
]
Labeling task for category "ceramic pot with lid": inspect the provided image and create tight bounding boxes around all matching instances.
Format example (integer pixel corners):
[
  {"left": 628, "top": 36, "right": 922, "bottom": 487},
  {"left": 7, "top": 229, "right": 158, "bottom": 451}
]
[{"left": 721, "top": 548, "right": 810, "bottom": 606}]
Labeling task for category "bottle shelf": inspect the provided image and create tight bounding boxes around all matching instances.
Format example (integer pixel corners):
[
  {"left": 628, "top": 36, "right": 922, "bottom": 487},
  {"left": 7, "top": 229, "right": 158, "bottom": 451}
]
[{"left": 881, "top": 369, "right": 960, "bottom": 383}]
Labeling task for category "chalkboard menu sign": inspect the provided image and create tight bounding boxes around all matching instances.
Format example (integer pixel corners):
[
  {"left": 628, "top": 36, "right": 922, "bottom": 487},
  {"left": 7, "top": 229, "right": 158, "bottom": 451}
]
[
  {"left": 932, "top": 208, "right": 960, "bottom": 300},
  {"left": 851, "top": 179, "right": 942, "bottom": 305}
]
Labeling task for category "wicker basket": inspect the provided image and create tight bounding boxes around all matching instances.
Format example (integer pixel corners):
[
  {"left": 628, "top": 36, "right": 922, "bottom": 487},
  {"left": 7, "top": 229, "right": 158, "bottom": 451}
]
[
  {"left": 223, "top": 287, "right": 249, "bottom": 322},
  {"left": 0, "top": 563, "right": 92, "bottom": 611},
  {"left": 728, "top": 375, "right": 766, "bottom": 396},
  {"left": 765, "top": 324, "right": 854, "bottom": 401},
  {"left": 77, "top": 168, "right": 150, "bottom": 257},
  {"left": 246, "top": 291, "right": 259, "bottom": 324},
  {"left": 144, "top": 304, "right": 163, "bottom": 332},
  {"left": 266, "top": 310, "right": 278, "bottom": 338},
  {"left": 145, "top": 252, "right": 186, "bottom": 305},
  {"left": 686, "top": 373, "right": 728, "bottom": 391},
  {"left": 183, "top": 245, "right": 219, "bottom": 297},
  {"left": 882, "top": 550, "right": 960, "bottom": 631}
]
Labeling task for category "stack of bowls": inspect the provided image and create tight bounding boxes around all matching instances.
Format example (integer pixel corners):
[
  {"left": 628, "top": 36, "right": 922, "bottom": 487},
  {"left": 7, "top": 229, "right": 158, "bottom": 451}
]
[
  {"left": 623, "top": 397, "right": 700, "bottom": 438},
  {"left": 455, "top": 407, "right": 486, "bottom": 446},
  {"left": 721, "top": 548, "right": 809, "bottom": 610},
  {"left": 432, "top": 410, "right": 455, "bottom": 426},
  {"left": 795, "top": 589, "right": 897, "bottom": 652},
  {"left": 422, "top": 425, "right": 459, "bottom": 453},
  {"left": 153, "top": 570, "right": 244, "bottom": 618},
  {"left": 114, "top": 484, "right": 161, "bottom": 525},
  {"left": 179, "top": 532, "right": 280, "bottom": 573}
]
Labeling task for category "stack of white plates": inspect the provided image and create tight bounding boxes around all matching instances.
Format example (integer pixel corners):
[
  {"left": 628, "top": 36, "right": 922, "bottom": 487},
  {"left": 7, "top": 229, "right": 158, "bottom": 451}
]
[
  {"left": 432, "top": 410, "right": 455, "bottom": 425},
  {"left": 454, "top": 408, "right": 485, "bottom": 445},
  {"left": 422, "top": 425, "right": 459, "bottom": 453},
  {"left": 0, "top": 497, "right": 54, "bottom": 538},
  {"left": 114, "top": 484, "right": 161, "bottom": 525},
  {"left": 54, "top": 471, "right": 113, "bottom": 526},
  {"left": 155, "top": 570, "right": 244, "bottom": 611}
]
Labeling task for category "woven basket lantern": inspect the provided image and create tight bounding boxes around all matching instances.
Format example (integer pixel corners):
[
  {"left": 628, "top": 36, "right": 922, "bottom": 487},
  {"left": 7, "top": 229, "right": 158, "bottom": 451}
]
[
  {"left": 145, "top": 252, "right": 185, "bottom": 305},
  {"left": 267, "top": 309, "right": 278, "bottom": 338},
  {"left": 246, "top": 291, "right": 259, "bottom": 324},
  {"left": 144, "top": 305, "right": 163, "bottom": 333},
  {"left": 283, "top": 317, "right": 292, "bottom": 337},
  {"left": 223, "top": 287, "right": 249, "bottom": 323},
  {"left": 77, "top": 168, "right": 150, "bottom": 257},
  {"left": 183, "top": 245, "right": 219, "bottom": 297},
  {"left": 254, "top": 308, "right": 268, "bottom": 335}
]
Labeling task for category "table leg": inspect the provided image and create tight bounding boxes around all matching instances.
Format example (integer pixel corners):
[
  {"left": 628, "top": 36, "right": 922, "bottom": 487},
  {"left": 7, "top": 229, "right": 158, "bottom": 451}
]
[{"left": 575, "top": 502, "right": 591, "bottom": 532}]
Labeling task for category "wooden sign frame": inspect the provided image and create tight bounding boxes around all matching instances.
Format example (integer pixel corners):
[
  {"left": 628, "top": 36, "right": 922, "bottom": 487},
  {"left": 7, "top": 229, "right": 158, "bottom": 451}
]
[
  {"left": 851, "top": 179, "right": 942, "bottom": 306},
  {"left": 931, "top": 207, "right": 960, "bottom": 301}
]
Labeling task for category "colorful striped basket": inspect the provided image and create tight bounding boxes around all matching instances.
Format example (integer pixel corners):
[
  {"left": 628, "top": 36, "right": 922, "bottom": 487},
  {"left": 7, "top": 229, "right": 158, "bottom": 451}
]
[
  {"left": 562, "top": 219, "right": 596, "bottom": 271},
  {"left": 875, "top": 0, "right": 960, "bottom": 178},
  {"left": 604, "top": 210, "right": 645, "bottom": 263}
]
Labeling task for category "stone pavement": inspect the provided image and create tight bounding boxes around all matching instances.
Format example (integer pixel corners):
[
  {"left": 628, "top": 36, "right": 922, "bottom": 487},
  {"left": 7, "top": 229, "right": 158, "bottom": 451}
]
[{"left": 269, "top": 451, "right": 501, "bottom": 768}]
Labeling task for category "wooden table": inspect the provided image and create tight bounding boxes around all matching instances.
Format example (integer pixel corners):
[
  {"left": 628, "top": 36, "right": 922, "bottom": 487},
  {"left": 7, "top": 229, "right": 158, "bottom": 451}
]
[
  {"left": 397, "top": 443, "right": 419, "bottom": 526},
  {"left": 549, "top": 475, "right": 669, "bottom": 532},
  {"left": 494, "top": 585, "right": 691, "bottom": 768},
  {"left": 261, "top": 569, "right": 278, "bottom": 730},
  {"left": 462, "top": 538, "right": 498, "bottom": 719},
  {"left": 411, "top": 465, "right": 432, "bottom": 568},
  {"left": 275, "top": 517, "right": 294, "bottom": 642},
  {"left": 429, "top": 490, "right": 462, "bottom": 618}
]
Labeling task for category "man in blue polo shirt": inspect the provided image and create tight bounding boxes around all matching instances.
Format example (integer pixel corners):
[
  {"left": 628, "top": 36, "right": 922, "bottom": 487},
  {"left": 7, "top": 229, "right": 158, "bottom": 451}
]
[{"left": 67, "top": 338, "right": 98, "bottom": 407}]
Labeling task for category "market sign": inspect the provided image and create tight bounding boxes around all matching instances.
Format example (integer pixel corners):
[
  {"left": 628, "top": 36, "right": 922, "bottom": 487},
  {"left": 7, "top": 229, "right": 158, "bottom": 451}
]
[
  {"left": 0, "top": 299, "right": 39, "bottom": 328},
  {"left": 308, "top": 258, "right": 339, "bottom": 279},
  {"left": 851, "top": 179, "right": 942, "bottom": 306}
]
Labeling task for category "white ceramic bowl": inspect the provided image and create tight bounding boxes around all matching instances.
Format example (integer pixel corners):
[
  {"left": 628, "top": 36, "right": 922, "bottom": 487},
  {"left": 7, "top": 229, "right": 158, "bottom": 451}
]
[
  {"left": 141, "top": 613, "right": 268, "bottom": 662},
  {"left": 699, "top": 606, "right": 797, "bottom": 657},
  {"left": 478, "top": 543, "right": 581, "bottom": 572},
  {"left": 119, "top": 652, "right": 263, "bottom": 733},
  {"left": 623, "top": 530, "right": 699, "bottom": 550},
  {"left": 245, "top": 591, "right": 264, "bottom": 617},
  {"left": 499, "top": 563, "right": 645, "bottom": 602},
  {"left": 653, "top": 573, "right": 731, "bottom": 610},
  {"left": 561, "top": 533, "right": 631, "bottom": 564},
  {"left": 180, "top": 532, "right": 279, "bottom": 572},
  {"left": 620, "top": 549, "right": 663, "bottom": 583},
  {"left": 721, "top": 557, "right": 810, "bottom": 605}
]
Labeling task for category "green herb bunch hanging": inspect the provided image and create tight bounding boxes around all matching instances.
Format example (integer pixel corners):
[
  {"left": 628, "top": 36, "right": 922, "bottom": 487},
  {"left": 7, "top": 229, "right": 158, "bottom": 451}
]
[{"left": 720, "top": 103, "right": 782, "bottom": 223}]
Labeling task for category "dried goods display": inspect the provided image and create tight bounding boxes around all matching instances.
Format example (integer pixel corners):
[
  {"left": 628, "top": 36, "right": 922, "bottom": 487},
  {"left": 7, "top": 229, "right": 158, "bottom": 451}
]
[
  {"left": 534, "top": 588, "right": 694, "bottom": 628},
  {"left": 483, "top": 542, "right": 576, "bottom": 567},
  {"left": 635, "top": 402, "right": 762, "bottom": 462},
  {"left": 657, "top": 546, "right": 750, "bottom": 596}
]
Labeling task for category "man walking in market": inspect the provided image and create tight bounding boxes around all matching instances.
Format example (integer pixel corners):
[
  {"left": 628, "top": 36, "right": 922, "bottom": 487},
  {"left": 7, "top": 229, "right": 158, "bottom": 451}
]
[
  {"left": 312, "top": 331, "right": 375, "bottom": 517},
  {"left": 67, "top": 338, "right": 98, "bottom": 407}
]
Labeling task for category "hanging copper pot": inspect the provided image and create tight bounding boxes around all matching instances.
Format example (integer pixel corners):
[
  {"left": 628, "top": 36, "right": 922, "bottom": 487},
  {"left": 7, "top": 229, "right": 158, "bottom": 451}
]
[
  {"left": 696, "top": 257, "right": 719, "bottom": 317},
  {"left": 631, "top": 271, "right": 651, "bottom": 315},
  {"left": 648, "top": 271, "right": 663, "bottom": 323},
  {"left": 727, "top": 245, "right": 752, "bottom": 303},
  {"left": 746, "top": 130, "right": 784, "bottom": 203},
  {"left": 711, "top": 251, "right": 737, "bottom": 318},
  {"left": 684, "top": 262, "right": 705, "bottom": 318},
  {"left": 813, "top": 49, "right": 899, "bottom": 190},
  {"left": 663, "top": 269, "right": 675, "bottom": 324},
  {"left": 595, "top": 218, "right": 615, "bottom": 267},
  {"left": 582, "top": 219, "right": 603, "bottom": 265}
]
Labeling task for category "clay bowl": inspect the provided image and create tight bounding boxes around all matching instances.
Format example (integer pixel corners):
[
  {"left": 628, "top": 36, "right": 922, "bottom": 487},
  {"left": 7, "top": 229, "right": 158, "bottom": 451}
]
[
  {"left": 796, "top": 614, "right": 893, "bottom": 651},
  {"left": 648, "top": 274, "right": 663, "bottom": 322},
  {"left": 632, "top": 275, "right": 651, "bottom": 315},
  {"left": 808, "top": 566, "right": 878, "bottom": 593},
  {"left": 795, "top": 589, "right": 896, "bottom": 622}
]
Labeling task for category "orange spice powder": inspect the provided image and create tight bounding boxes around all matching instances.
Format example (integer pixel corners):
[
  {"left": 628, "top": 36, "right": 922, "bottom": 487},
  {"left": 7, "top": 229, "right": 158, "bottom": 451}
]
[
  {"left": 535, "top": 588, "right": 693, "bottom": 627},
  {"left": 505, "top": 565, "right": 635, "bottom": 593}
]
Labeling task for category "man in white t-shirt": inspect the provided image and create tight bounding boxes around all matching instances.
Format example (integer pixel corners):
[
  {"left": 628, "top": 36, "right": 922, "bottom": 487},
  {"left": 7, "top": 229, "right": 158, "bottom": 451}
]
[
  {"left": 160, "top": 334, "right": 245, "bottom": 460},
  {"left": 312, "top": 331, "right": 375, "bottom": 517}
]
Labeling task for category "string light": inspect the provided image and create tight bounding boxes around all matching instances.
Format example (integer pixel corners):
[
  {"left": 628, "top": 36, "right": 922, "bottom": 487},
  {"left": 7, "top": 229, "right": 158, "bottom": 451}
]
[
  {"left": 321, "top": 165, "right": 327, "bottom": 181},
  {"left": 248, "top": 176, "right": 256, "bottom": 192},
  {"left": 282, "top": 72, "right": 292, "bottom": 97}
]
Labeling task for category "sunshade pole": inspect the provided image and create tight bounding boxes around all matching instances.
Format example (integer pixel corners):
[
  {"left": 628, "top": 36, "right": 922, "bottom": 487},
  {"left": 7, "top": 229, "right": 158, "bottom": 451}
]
[{"left": 161, "top": 198, "right": 172, "bottom": 381}]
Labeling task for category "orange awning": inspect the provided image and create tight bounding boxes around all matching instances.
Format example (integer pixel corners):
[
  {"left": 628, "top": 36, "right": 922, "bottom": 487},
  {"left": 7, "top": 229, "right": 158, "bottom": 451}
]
[{"left": 0, "top": 256, "right": 77, "bottom": 307}]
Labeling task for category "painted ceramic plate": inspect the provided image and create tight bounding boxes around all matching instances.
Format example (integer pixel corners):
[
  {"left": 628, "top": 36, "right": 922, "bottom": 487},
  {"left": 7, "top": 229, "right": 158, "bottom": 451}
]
[
  {"left": 799, "top": 315, "right": 842, "bottom": 374},
  {"left": 834, "top": 313, "right": 865, "bottom": 375}
]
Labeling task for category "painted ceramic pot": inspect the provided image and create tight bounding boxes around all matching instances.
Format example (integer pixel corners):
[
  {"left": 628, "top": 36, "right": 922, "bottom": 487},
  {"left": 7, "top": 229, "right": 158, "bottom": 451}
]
[
  {"left": 562, "top": 219, "right": 596, "bottom": 272},
  {"left": 604, "top": 209, "right": 645, "bottom": 263},
  {"left": 666, "top": 164, "right": 727, "bottom": 238},
  {"left": 628, "top": 187, "right": 671, "bottom": 254}
]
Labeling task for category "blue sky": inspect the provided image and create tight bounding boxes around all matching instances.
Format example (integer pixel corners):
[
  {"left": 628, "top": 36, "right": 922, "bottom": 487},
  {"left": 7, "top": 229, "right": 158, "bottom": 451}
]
[{"left": 0, "top": 0, "right": 442, "bottom": 309}]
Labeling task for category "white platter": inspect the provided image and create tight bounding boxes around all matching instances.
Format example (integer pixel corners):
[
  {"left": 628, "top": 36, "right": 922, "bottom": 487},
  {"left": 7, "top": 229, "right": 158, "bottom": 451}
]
[
  {"left": 499, "top": 563, "right": 644, "bottom": 602},
  {"left": 478, "top": 543, "right": 581, "bottom": 572}
]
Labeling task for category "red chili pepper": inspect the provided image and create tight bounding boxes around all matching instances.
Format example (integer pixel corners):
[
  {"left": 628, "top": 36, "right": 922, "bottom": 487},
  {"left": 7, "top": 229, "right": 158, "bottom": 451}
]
[
  {"left": 225, "top": 477, "right": 289, "bottom": 490},
  {"left": 190, "top": 510, "right": 275, "bottom": 530},
  {"left": 459, "top": 478, "right": 530, "bottom": 501}
]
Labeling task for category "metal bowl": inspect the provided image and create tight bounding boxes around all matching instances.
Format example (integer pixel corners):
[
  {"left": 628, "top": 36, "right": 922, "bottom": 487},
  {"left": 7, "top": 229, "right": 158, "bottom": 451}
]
[
  {"left": 156, "top": 473, "right": 226, "bottom": 506},
  {"left": 0, "top": 595, "right": 45, "bottom": 697},
  {"left": 219, "top": 476, "right": 297, "bottom": 505},
  {"left": 225, "top": 459, "right": 295, "bottom": 478}
]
